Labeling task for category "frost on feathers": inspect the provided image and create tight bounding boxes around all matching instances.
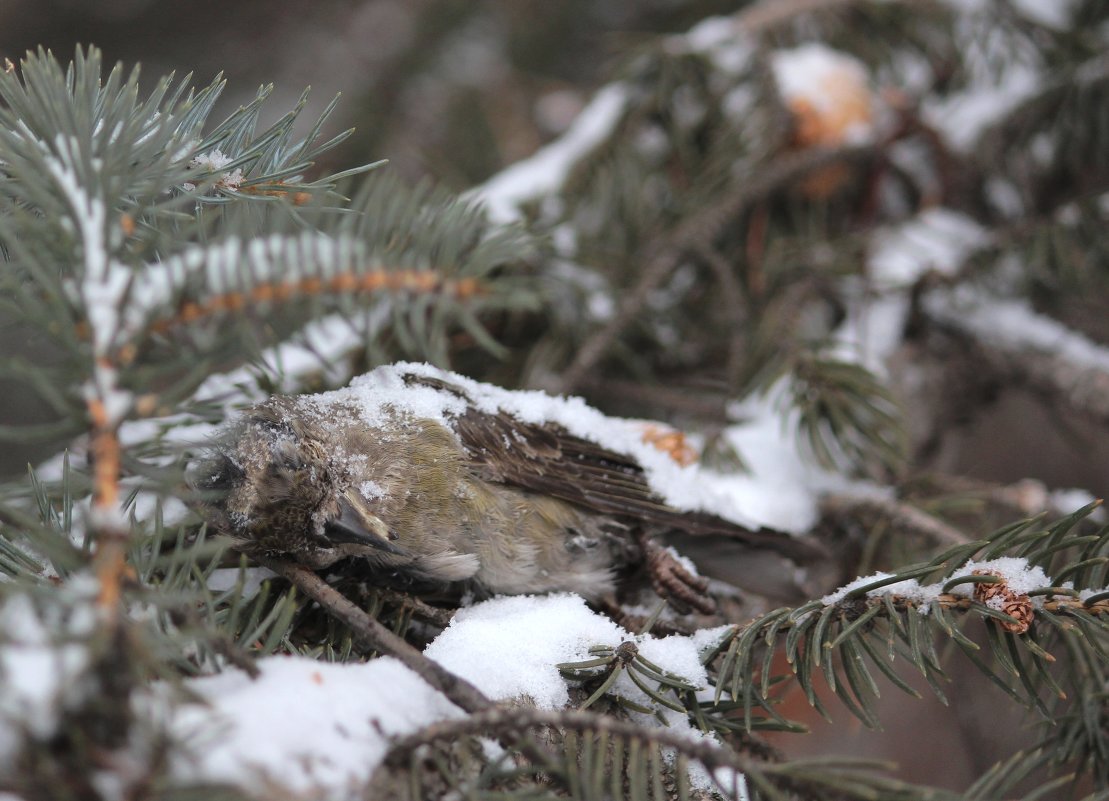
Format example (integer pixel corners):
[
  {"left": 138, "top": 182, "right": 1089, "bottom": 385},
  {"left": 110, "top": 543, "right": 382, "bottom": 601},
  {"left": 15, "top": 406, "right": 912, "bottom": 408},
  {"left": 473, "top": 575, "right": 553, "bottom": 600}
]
[{"left": 289, "top": 361, "right": 771, "bottom": 532}]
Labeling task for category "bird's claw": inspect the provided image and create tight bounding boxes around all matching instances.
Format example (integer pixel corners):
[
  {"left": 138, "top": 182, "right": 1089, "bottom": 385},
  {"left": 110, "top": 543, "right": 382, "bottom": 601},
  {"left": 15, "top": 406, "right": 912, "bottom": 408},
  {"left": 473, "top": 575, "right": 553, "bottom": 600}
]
[{"left": 640, "top": 535, "right": 715, "bottom": 615}]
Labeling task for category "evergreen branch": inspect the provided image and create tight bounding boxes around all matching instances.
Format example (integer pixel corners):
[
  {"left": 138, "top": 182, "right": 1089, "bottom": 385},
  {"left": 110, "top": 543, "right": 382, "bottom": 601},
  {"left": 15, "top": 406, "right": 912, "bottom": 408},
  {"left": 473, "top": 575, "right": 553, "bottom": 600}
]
[
  {"left": 381, "top": 705, "right": 998, "bottom": 801},
  {"left": 821, "top": 492, "right": 971, "bottom": 548},
  {"left": 146, "top": 266, "right": 487, "bottom": 336},
  {"left": 922, "top": 289, "right": 1109, "bottom": 428},
  {"left": 553, "top": 143, "right": 876, "bottom": 395},
  {"left": 778, "top": 351, "right": 908, "bottom": 475},
  {"left": 904, "top": 474, "right": 1080, "bottom": 521},
  {"left": 252, "top": 554, "right": 494, "bottom": 715},
  {"left": 86, "top": 399, "right": 129, "bottom": 614},
  {"left": 707, "top": 508, "right": 1108, "bottom": 731},
  {"left": 0, "top": 9, "right": 1105, "bottom": 798},
  {"left": 975, "top": 52, "right": 1109, "bottom": 203}
]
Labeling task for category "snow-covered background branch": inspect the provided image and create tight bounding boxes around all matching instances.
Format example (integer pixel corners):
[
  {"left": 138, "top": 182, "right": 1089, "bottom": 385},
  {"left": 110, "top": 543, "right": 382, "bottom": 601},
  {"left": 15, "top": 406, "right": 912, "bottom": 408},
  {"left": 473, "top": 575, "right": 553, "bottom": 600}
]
[{"left": 0, "top": 1, "right": 1107, "bottom": 799}]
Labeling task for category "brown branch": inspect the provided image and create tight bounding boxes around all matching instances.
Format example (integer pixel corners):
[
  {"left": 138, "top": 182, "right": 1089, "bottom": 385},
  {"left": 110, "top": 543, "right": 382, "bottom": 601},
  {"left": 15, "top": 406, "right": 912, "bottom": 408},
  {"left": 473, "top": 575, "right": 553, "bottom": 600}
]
[
  {"left": 694, "top": 244, "right": 749, "bottom": 389},
  {"left": 373, "top": 587, "right": 458, "bottom": 630},
  {"left": 254, "top": 555, "right": 494, "bottom": 714},
  {"left": 384, "top": 706, "right": 756, "bottom": 778},
  {"left": 171, "top": 604, "right": 261, "bottom": 679},
  {"left": 862, "top": 591, "right": 1109, "bottom": 618},
  {"left": 236, "top": 181, "right": 313, "bottom": 205},
  {"left": 87, "top": 394, "right": 130, "bottom": 613},
  {"left": 736, "top": 0, "right": 866, "bottom": 33},
  {"left": 553, "top": 144, "right": 875, "bottom": 395},
  {"left": 821, "top": 492, "right": 970, "bottom": 549},
  {"left": 914, "top": 302, "right": 1109, "bottom": 430},
  {"left": 973, "top": 333, "right": 1109, "bottom": 429},
  {"left": 146, "top": 270, "right": 486, "bottom": 336},
  {"left": 576, "top": 376, "right": 731, "bottom": 419},
  {"left": 909, "top": 474, "right": 1079, "bottom": 520}
]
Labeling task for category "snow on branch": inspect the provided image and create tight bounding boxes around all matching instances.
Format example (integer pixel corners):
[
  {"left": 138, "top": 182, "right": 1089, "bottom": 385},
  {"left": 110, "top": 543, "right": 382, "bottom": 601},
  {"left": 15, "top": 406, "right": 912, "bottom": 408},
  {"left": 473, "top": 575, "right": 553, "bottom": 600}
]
[
  {"left": 468, "top": 83, "right": 629, "bottom": 224},
  {"left": 925, "top": 287, "right": 1109, "bottom": 426}
]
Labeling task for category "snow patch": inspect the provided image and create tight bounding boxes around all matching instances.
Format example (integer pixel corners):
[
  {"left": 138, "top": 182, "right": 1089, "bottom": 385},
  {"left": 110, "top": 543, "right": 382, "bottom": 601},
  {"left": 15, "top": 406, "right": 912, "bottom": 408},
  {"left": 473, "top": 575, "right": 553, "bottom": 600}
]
[
  {"left": 425, "top": 594, "right": 707, "bottom": 709},
  {"left": 0, "top": 578, "right": 99, "bottom": 768},
  {"left": 470, "top": 84, "right": 629, "bottom": 224},
  {"left": 170, "top": 656, "right": 463, "bottom": 798},
  {"left": 822, "top": 555, "right": 1053, "bottom": 613},
  {"left": 925, "top": 288, "right": 1109, "bottom": 373}
]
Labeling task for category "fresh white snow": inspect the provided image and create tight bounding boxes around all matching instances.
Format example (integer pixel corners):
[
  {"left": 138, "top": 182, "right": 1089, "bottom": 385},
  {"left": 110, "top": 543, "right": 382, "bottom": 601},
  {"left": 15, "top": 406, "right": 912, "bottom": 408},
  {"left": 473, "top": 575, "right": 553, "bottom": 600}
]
[
  {"left": 166, "top": 594, "right": 727, "bottom": 798},
  {"left": 468, "top": 83, "right": 629, "bottom": 224},
  {"left": 168, "top": 656, "right": 464, "bottom": 797}
]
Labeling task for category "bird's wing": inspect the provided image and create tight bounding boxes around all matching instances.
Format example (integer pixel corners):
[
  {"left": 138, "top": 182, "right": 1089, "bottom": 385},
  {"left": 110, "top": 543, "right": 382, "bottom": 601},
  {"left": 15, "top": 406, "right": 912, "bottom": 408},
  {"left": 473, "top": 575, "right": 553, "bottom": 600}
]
[{"left": 406, "top": 376, "right": 821, "bottom": 563}]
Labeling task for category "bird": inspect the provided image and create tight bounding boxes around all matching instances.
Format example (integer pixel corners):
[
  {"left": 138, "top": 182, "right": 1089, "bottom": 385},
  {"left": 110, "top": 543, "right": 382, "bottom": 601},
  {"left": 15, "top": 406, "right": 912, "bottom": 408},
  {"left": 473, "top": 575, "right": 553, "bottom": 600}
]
[{"left": 192, "top": 363, "right": 821, "bottom": 613}]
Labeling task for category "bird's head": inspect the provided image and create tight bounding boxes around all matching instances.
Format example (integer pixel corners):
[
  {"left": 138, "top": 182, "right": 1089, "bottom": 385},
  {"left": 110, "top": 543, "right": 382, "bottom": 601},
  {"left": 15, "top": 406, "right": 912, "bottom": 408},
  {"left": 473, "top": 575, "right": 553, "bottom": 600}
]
[{"left": 191, "top": 399, "right": 402, "bottom": 568}]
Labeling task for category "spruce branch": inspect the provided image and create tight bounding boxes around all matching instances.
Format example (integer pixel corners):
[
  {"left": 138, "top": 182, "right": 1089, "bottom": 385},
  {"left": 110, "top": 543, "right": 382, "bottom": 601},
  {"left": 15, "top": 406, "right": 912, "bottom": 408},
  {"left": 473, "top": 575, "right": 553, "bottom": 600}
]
[
  {"left": 552, "top": 143, "right": 875, "bottom": 396},
  {"left": 382, "top": 706, "right": 868, "bottom": 801},
  {"left": 0, "top": 5, "right": 1107, "bottom": 798},
  {"left": 706, "top": 507, "right": 1108, "bottom": 735},
  {"left": 919, "top": 289, "right": 1109, "bottom": 429},
  {"left": 252, "top": 555, "right": 494, "bottom": 715},
  {"left": 379, "top": 704, "right": 1066, "bottom": 801},
  {"left": 821, "top": 492, "right": 971, "bottom": 549}
]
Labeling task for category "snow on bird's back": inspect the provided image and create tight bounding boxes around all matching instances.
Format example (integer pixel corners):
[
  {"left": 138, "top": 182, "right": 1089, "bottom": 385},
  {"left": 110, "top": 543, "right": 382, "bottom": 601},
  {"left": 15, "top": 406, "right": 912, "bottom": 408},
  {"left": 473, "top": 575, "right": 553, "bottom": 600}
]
[{"left": 332, "top": 362, "right": 766, "bottom": 531}]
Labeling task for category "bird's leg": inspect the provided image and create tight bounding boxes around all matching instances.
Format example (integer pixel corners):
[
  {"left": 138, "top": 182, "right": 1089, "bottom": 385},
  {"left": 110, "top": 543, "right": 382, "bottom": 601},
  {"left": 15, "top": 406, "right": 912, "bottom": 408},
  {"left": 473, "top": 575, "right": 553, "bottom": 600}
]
[{"left": 637, "top": 532, "right": 715, "bottom": 615}]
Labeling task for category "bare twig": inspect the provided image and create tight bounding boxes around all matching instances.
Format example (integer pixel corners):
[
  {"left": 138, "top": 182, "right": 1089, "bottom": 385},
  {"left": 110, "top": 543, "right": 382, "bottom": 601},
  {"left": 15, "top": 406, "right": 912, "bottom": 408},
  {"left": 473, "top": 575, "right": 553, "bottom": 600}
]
[
  {"left": 254, "top": 555, "right": 494, "bottom": 714},
  {"left": 821, "top": 492, "right": 970, "bottom": 548},
  {"left": 976, "top": 336, "right": 1109, "bottom": 428},
  {"left": 87, "top": 398, "right": 130, "bottom": 614},
  {"left": 374, "top": 587, "right": 458, "bottom": 630},
  {"left": 910, "top": 474, "right": 1070, "bottom": 519},
  {"left": 918, "top": 300, "right": 1109, "bottom": 429},
  {"left": 737, "top": 0, "right": 865, "bottom": 33},
  {"left": 385, "top": 706, "right": 755, "bottom": 776},
  {"left": 694, "top": 244, "right": 749, "bottom": 389},
  {"left": 172, "top": 604, "right": 261, "bottom": 679},
  {"left": 576, "top": 376, "right": 731, "bottom": 419}
]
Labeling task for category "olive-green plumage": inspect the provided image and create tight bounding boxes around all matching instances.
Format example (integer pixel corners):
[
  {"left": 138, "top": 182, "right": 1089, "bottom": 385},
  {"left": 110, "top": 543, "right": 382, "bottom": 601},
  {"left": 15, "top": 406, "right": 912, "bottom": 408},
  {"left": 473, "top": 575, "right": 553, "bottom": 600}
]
[{"left": 193, "top": 371, "right": 818, "bottom": 602}]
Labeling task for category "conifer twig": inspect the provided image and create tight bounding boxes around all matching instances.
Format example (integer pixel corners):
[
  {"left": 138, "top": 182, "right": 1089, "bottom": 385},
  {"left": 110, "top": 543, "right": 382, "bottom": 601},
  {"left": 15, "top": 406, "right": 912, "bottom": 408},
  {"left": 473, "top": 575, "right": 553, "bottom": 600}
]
[
  {"left": 916, "top": 475, "right": 1074, "bottom": 519},
  {"left": 821, "top": 493, "right": 970, "bottom": 548},
  {"left": 384, "top": 706, "right": 754, "bottom": 777},
  {"left": 87, "top": 397, "right": 131, "bottom": 612},
  {"left": 553, "top": 144, "right": 874, "bottom": 394},
  {"left": 147, "top": 271, "right": 485, "bottom": 335},
  {"left": 736, "top": 0, "right": 867, "bottom": 33},
  {"left": 971, "top": 333, "right": 1109, "bottom": 428},
  {"left": 254, "top": 555, "right": 494, "bottom": 714},
  {"left": 918, "top": 303, "right": 1109, "bottom": 429}
]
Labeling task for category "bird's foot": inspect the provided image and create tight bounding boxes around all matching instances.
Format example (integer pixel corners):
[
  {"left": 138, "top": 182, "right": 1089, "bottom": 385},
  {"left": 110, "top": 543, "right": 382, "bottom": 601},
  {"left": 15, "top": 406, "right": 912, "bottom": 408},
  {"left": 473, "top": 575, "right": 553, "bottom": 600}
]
[{"left": 639, "top": 535, "right": 715, "bottom": 615}]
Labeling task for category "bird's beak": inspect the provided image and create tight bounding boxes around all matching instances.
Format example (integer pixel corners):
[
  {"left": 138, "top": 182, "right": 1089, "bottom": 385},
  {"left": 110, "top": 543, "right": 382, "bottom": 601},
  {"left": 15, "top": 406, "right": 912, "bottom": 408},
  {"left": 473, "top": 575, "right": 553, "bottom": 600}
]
[{"left": 324, "top": 493, "right": 406, "bottom": 556}]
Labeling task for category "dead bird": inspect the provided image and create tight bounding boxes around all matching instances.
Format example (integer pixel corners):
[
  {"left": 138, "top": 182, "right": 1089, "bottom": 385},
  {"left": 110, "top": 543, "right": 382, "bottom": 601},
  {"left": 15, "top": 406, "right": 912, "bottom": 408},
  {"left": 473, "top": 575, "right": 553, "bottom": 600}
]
[{"left": 191, "top": 363, "right": 821, "bottom": 613}]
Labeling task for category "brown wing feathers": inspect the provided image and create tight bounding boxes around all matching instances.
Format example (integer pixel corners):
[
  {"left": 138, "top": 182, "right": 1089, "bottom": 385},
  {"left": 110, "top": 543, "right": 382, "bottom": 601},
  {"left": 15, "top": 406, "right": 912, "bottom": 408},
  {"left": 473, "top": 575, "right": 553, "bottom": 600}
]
[
  {"left": 452, "top": 406, "right": 823, "bottom": 563},
  {"left": 401, "top": 371, "right": 821, "bottom": 562}
]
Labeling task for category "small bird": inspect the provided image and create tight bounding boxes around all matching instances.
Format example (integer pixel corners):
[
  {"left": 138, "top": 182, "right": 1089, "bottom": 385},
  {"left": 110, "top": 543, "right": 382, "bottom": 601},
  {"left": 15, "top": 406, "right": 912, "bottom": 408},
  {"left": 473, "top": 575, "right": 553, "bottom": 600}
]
[{"left": 193, "top": 363, "right": 819, "bottom": 612}]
